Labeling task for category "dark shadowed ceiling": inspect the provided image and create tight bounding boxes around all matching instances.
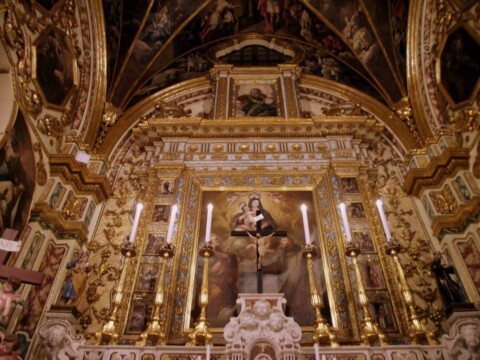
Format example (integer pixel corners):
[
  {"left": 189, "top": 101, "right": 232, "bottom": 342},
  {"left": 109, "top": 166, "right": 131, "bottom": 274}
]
[{"left": 101, "top": 0, "right": 410, "bottom": 111}]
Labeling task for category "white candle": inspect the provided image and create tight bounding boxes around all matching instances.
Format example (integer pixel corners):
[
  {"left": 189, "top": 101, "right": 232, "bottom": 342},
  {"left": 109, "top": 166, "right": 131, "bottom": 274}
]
[
  {"left": 339, "top": 203, "right": 352, "bottom": 242},
  {"left": 376, "top": 199, "right": 391, "bottom": 241},
  {"left": 301, "top": 204, "right": 311, "bottom": 245},
  {"left": 314, "top": 343, "right": 320, "bottom": 360},
  {"left": 129, "top": 202, "right": 144, "bottom": 243},
  {"left": 206, "top": 344, "right": 211, "bottom": 360},
  {"left": 205, "top": 204, "right": 213, "bottom": 243},
  {"left": 166, "top": 205, "right": 178, "bottom": 244}
]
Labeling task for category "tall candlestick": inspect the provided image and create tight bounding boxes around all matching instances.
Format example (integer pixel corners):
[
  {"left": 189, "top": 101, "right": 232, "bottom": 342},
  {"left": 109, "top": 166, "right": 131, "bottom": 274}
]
[
  {"left": 376, "top": 199, "right": 391, "bottom": 241},
  {"left": 205, "top": 204, "right": 213, "bottom": 243},
  {"left": 166, "top": 205, "right": 178, "bottom": 244},
  {"left": 314, "top": 343, "right": 320, "bottom": 360},
  {"left": 129, "top": 203, "right": 144, "bottom": 243},
  {"left": 339, "top": 203, "right": 352, "bottom": 243},
  {"left": 301, "top": 204, "right": 311, "bottom": 245}
]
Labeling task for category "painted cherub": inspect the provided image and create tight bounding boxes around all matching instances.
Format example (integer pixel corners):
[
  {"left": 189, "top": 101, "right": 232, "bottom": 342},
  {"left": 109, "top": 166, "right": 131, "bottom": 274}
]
[
  {"left": 233, "top": 202, "right": 257, "bottom": 231},
  {"left": 0, "top": 331, "right": 21, "bottom": 360},
  {"left": 0, "top": 277, "right": 23, "bottom": 322}
]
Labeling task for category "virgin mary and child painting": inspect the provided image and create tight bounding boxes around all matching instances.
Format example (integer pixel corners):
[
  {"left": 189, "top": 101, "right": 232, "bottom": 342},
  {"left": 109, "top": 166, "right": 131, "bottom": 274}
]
[{"left": 191, "top": 191, "right": 331, "bottom": 328}]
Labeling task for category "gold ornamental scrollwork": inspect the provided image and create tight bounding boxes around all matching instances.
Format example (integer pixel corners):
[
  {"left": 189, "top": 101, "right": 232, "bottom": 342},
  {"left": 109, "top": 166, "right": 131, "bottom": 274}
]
[
  {"left": 446, "top": 107, "right": 479, "bottom": 133},
  {"left": 37, "top": 114, "right": 66, "bottom": 150},
  {"left": 392, "top": 97, "right": 422, "bottom": 147}
]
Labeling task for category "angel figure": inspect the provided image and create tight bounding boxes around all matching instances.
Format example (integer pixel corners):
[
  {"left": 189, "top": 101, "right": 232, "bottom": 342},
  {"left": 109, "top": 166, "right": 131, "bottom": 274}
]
[
  {"left": 247, "top": 231, "right": 275, "bottom": 270},
  {"left": 0, "top": 277, "right": 23, "bottom": 322}
]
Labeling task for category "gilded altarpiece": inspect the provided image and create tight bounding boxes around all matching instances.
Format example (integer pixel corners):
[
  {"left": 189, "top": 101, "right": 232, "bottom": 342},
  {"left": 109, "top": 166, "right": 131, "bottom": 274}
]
[{"left": 117, "top": 168, "right": 404, "bottom": 345}]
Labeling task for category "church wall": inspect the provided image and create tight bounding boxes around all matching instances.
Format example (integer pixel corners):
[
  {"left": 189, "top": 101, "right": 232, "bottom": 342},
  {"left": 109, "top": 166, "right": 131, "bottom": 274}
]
[{"left": 0, "top": 0, "right": 478, "bottom": 357}]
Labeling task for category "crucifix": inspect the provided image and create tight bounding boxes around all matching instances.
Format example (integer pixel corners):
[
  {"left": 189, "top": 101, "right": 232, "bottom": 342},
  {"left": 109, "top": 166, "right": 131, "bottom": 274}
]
[
  {"left": 231, "top": 212, "right": 286, "bottom": 293},
  {"left": 0, "top": 229, "right": 44, "bottom": 286}
]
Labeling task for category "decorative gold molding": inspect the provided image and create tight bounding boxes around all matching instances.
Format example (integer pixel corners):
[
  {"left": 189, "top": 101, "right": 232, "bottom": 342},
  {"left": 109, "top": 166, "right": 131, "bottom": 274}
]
[
  {"left": 49, "top": 154, "right": 113, "bottom": 203},
  {"left": 431, "top": 197, "right": 480, "bottom": 238},
  {"left": 403, "top": 147, "right": 470, "bottom": 196},
  {"left": 31, "top": 202, "right": 89, "bottom": 243},
  {"left": 133, "top": 116, "right": 383, "bottom": 144},
  {"left": 406, "top": 0, "right": 435, "bottom": 143},
  {"left": 299, "top": 75, "right": 416, "bottom": 151}
]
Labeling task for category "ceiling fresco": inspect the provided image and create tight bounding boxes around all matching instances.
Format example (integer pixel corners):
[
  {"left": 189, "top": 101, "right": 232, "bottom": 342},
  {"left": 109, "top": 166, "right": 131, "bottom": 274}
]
[{"left": 101, "top": 0, "right": 409, "bottom": 111}]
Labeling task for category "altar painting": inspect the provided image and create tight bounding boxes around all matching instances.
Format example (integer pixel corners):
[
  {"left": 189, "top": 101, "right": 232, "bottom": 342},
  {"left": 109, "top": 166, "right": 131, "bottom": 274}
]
[{"left": 190, "top": 190, "right": 330, "bottom": 328}]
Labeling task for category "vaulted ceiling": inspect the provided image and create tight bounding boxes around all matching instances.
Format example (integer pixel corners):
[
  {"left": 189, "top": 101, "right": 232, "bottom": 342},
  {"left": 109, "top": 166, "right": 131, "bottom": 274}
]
[
  {"left": 3, "top": 0, "right": 478, "bottom": 158},
  {"left": 102, "top": 0, "right": 409, "bottom": 110}
]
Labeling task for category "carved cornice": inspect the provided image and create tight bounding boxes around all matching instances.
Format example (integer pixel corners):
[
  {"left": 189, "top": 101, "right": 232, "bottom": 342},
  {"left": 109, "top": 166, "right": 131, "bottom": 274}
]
[
  {"left": 431, "top": 197, "right": 480, "bottom": 239},
  {"left": 403, "top": 147, "right": 470, "bottom": 196},
  {"left": 31, "top": 202, "right": 89, "bottom": 243},
  {"left": 133, "top": 116, "right": 384, "bottom": 145},
  {"left": 49, "top": 154, "right": 113, "bottom": 203}
]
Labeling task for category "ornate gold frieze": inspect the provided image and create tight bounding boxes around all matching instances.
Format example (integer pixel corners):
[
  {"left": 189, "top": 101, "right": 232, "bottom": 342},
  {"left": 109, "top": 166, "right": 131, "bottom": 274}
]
[
  {"left": 403, "top": 147, "right": 470, "bottom": 196},
  {"left": 133, "top": 116, "right": 384, "bottom": 144},
  {"left": 49, "top": 154, "right": 113, "bottom": 203}
]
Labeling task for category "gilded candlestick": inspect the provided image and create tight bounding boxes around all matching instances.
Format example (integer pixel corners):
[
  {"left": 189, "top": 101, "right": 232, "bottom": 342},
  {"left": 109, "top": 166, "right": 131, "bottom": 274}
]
[
  {"left": 302, "top": 244, "right": 338, "bottom": 347},
  {"left": 346, "top": 242, "right": 386, "bottom": 346},
  {"left": 385, "top": 237, "right": 436, "bottom": 344},
  {"left": 137, "top": 243, "right": 175, "bottom": 346},
  {"left": 96, "top": 241, "right": 137, "bottom": 345},
  {"left": 188, "top": 242, "right": 214, "bottom": 346}
]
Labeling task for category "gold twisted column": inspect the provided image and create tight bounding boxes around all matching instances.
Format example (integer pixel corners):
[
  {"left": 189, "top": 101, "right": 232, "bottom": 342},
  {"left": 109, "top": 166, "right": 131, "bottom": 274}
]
[
  {"left": 346, "top": 242, "right": 386, "bottom": 346},
  {"left": 137, "top": 243, "right": 175, "bottom": 346},
  {"left": 385, "top": 237, "right": 437, "bottom": 345},
  {"left": 187, "top": 242, "right": 214, "bottom": 346},
  {"left": 96, "top": 242, "right": 137, "bottom": 345},
  {"left": 302, "top": 244, "right": 338, "bottom": 347}
]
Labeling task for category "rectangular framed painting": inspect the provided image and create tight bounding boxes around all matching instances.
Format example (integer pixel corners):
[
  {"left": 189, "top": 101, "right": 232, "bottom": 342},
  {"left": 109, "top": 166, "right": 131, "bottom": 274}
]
[
  {"left": 151, "top": 204, "right": 170, "bottom": 222},
  {"left": 144, "top": 233, "right": 165, "bottom": 255},
  {"left": 189, "top": 190, "right": 331, "bottom": 329},
  {"left": 352, "top": 230, "right": 375, "bottom": 253},
  {"left": 348, "top": 202, "right": 367, "bottom": 220},
  {"left": 361, "top": 262, "right": 385, "bottom": 290},
  {"left": 456, "top": 238, "right": 480, "bottom": 293},
  {"left": 370, "top": 301, "right": 397, "bottom": 332},
  {"left": 340, "top": 177, "right": 360, "bottom": 193},
  {"left": 136, "top": 263, "right": 159, "bottom": 292},
  {"left": 125, "top": 294, "right": 153, "bottom": 334},
  {"left": 235, "top": 84, "right": 277, "bottom": 117}
]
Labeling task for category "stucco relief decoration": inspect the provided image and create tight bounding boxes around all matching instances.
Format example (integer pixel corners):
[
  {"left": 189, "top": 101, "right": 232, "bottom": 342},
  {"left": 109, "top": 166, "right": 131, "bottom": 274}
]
[
  {"left": 33, "top": 143, "right": 48, "bottom": 186},
  {"left": 224, "top": 296, "right": 301, "bottom": 354},
  {"left": 429, "top": 185, "right": 457, "bottom": 215},
  {"left": 71, "top": 146, "right": 148, "bottom": 340},
  {"left": 368, "top": 140, "right": 445, "bottom": 333},
  {"left": 94, "top": 102, "right": 123, "bottom": 152},
  {"left": 153, "top": 101, "right": 192, "bottom": 118},
  {"left": 446, "top": 107, "right": 480, "bottom": 133},
  {"left": 3, "top": 7, "right": 43, "bottom": 115},
  {"left": 37, "top": 320, "right": 84, "bottom": 360},
  {"left": 37, "top": 114, "right": 67, "bottom": 151},
  {"left": 441, "top": 318, "right": 480, "bottom": 360},
  {"left": 62, "top": 191, "right": 88, "bottom": 220},
  {"left": 392, "top": 97, "right": 422, "bottom": 146}
]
